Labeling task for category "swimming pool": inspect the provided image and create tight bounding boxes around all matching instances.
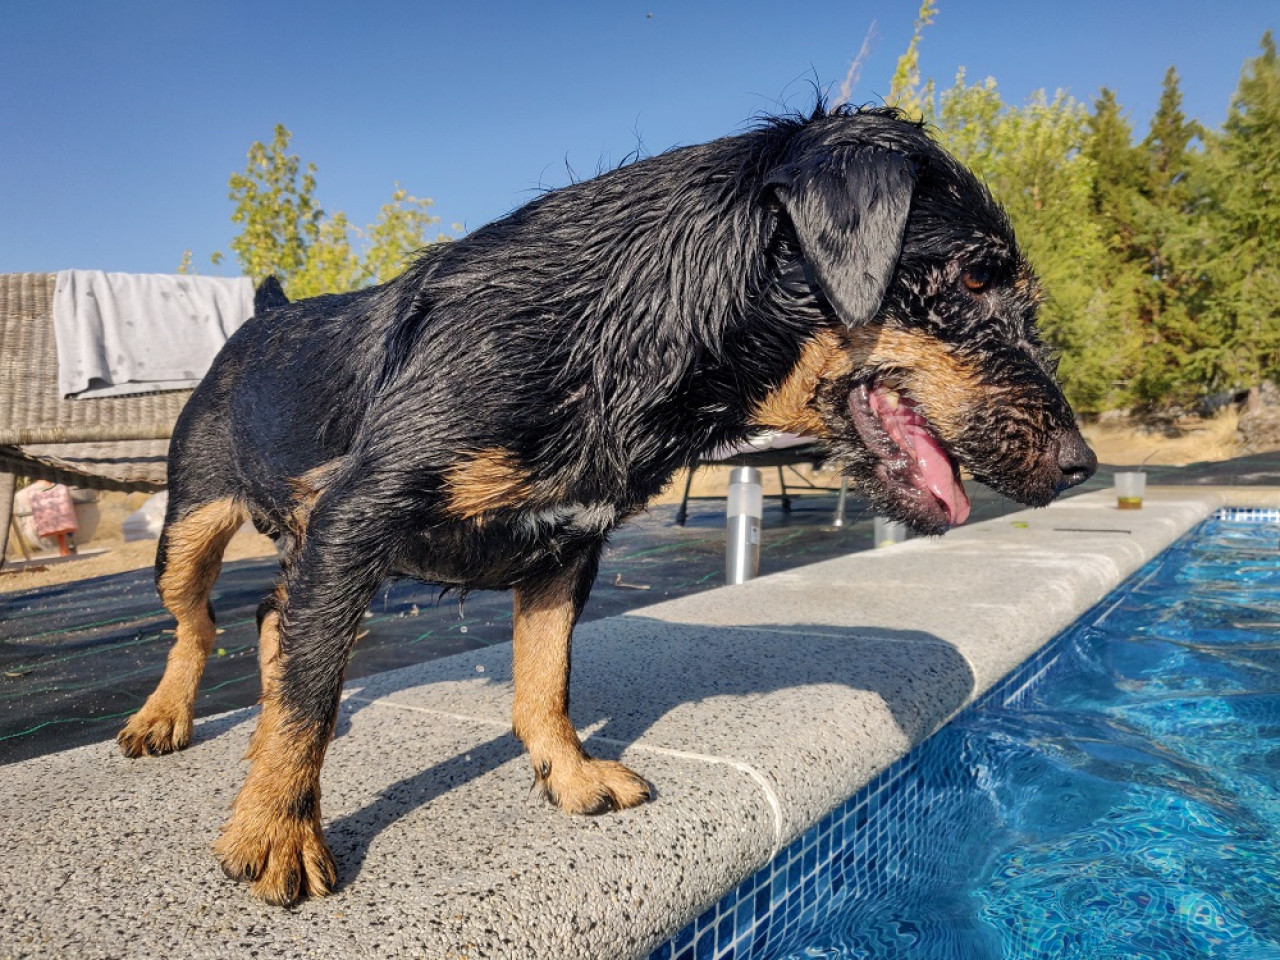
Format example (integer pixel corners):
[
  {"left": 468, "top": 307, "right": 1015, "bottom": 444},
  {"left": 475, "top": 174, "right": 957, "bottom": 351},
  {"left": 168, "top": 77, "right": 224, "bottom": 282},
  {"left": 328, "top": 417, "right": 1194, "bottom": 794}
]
[{"left": 652, "top": 510, "right": 1280, "bottom": 959}]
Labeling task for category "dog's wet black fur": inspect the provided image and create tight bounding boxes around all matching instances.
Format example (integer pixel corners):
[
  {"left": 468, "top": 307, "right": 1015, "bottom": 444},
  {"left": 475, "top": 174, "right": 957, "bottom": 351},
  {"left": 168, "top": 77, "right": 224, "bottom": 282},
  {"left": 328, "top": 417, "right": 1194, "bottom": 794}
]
[{"left": 120, "top": 104, "right": 1095, "bottom": 905}]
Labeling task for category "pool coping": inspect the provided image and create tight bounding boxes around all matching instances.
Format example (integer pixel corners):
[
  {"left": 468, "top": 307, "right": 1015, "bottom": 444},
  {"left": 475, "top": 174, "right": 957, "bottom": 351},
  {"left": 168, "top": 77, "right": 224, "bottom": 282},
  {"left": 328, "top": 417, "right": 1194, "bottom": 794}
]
[{"left": 1, "top": 486, "right": 1274, "bottom": 959}]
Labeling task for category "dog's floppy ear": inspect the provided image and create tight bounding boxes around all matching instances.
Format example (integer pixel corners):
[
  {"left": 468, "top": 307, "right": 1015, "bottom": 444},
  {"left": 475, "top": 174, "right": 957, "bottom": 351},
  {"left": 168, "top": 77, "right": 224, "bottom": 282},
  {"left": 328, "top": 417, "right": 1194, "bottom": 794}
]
[{"left": 766, "top": 147, "right": 916, "bottom": 327}]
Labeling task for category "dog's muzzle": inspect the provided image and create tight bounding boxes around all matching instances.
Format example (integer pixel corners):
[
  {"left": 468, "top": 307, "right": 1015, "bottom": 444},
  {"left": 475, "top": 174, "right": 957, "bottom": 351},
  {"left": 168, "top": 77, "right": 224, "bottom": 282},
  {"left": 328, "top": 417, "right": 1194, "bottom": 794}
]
[{"left": 1052, "top": 430, "right": 1098, "bottom": 493}]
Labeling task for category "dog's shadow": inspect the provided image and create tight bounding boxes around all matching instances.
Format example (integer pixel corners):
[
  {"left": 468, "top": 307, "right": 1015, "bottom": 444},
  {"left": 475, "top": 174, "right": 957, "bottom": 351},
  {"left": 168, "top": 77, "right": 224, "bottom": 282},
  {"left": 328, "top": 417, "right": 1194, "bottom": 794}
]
[{"left": 324, "top": 617, "right": 976, "bottom": 891}]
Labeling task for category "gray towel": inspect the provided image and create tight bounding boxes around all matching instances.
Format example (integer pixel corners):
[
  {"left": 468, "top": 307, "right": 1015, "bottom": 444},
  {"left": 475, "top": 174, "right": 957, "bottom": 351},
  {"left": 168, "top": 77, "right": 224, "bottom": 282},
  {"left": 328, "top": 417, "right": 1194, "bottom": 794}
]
[{"left": 53, "top": 270, "right": 255, "bottom": 399}]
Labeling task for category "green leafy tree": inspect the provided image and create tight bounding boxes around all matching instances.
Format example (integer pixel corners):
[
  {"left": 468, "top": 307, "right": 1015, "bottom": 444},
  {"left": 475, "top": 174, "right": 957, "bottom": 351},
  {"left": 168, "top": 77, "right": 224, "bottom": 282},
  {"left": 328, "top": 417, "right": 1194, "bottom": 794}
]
[
  {"left": 872, "top": 8, "right": 1279, "bottom": 411},
  {"left": 1079, "top": 88, "right": 1149, "bottom": 409},
  {"left": 360, "top": 186, "right": 449, "bottom": 286},
  {"left": 209, "top": 125, "right": 452, "bottom": 298},
  {"left": 289, "top": 212, "right": 360, "bottom": 299},
  {"left": 926, "top": 72, "right": 1121, "bottom": 411},
  {"left": 1143, "top": 68, "right": 1200, "bottom": 197},
  {"left": 217, "top": 124, "right": 322, "bottom": 285},
  {"left": 886, "top": 0, "right": 937, "bottom": 120}
]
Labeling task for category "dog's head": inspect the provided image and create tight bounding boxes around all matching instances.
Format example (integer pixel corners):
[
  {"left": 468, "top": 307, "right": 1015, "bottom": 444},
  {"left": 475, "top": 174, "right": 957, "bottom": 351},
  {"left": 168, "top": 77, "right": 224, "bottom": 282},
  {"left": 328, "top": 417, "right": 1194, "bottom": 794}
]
[{"left": 752, "top": 108, "right": 1096, "bottom": 534}]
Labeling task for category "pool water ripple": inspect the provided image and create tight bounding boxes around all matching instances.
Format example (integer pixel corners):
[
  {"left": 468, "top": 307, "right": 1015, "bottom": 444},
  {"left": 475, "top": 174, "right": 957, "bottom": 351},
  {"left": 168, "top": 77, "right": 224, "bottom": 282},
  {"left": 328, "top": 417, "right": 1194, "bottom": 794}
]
[{"left": 789, "top": 519, "right": 1280, "bottom": 959}]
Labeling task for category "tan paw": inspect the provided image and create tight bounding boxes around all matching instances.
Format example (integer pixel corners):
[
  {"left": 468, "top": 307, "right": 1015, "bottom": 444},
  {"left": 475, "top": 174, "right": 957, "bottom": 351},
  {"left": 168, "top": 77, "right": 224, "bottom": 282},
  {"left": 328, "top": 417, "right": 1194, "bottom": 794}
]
[
  {"left": 215, "top": 807, "right": 337, "bottom": 906},
  {"left": 117, "top": 705, "right": 193, "bottom": 757},
  {"left": 536, "top": 755, "right": 653, "bottom": 815}
]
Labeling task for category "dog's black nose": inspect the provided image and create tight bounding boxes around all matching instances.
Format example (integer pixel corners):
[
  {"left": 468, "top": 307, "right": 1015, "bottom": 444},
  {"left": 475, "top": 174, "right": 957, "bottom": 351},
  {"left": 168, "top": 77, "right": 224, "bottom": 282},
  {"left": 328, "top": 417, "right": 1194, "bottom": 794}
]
[{"left": 1055, "top": 431, "right": 1097, "bottom": 490}]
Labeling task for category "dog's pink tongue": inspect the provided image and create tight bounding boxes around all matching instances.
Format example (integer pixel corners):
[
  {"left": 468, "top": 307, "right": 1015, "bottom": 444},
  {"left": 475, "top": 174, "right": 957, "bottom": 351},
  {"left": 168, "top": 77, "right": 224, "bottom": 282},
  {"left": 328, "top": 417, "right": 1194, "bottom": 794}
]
[{"left": 903, "top": 422, "right": 971, "bottom": 525}]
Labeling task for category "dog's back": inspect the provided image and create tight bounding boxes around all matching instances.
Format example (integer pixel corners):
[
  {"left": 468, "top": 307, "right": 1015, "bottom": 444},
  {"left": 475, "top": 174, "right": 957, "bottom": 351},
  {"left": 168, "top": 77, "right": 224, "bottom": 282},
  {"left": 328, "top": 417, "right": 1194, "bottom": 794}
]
[{"left": 164, "top": 285, "right": 387, "bottom": 525}]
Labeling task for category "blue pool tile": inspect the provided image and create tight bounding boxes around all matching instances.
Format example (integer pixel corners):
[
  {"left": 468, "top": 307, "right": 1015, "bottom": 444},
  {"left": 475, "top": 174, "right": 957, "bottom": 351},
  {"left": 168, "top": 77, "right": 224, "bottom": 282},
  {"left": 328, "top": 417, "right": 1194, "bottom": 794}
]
[
  {"left": 695, "top": 904, "right": 717, "bottom": 933},
  {"left": 674, "top": 922, "right": 695, "bottom": 952},
  {"left": 1218, "top": 506, "right": 1280, "bottom": 522},
  {"left": 785, "top": 894, "right": 801, "bottom": 924},
  {"left": 802, "top": 844, "right": 816, "bottom": 876},
  {"left": 752, "top": 927, "right": 769, "bottom": 954},
  {"left": 735, "top": 898, "right": 754, "bottom": 937},
  {"left": 717, "top": 912, "right": 734, "bottom": 948},
  {"left": 753, "top": 886, "right": 770, "bottom": 918},
  {"left": 771, "top": 870, "right": 787, "bottom": 903}
]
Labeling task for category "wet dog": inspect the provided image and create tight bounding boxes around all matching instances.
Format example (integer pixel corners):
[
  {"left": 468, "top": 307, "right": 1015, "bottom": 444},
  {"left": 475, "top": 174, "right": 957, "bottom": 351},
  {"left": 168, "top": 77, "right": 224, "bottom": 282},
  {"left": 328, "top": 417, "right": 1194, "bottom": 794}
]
[{"left": 118, "top": 105, "right": 1095, "bottom": 904}]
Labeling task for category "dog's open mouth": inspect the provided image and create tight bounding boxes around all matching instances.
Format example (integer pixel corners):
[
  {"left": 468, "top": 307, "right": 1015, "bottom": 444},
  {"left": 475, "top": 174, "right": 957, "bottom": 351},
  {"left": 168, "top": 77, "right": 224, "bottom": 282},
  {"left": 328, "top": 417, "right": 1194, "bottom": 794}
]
[{"left": 848, "top": 382, "right": 971, "bottom": 529}]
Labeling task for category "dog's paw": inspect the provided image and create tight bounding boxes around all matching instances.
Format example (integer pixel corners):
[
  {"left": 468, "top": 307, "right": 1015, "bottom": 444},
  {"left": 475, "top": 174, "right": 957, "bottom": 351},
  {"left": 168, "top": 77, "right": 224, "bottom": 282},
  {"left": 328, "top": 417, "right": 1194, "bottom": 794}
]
[
  {"left": 537, "top": 756, "right": 653, "bottom": 815},
  {"left": 117, "top": 706, "right": 193, "bottom": 757},
  {"left": 215, "top": 808, "right": 337, "bottom": 906}
]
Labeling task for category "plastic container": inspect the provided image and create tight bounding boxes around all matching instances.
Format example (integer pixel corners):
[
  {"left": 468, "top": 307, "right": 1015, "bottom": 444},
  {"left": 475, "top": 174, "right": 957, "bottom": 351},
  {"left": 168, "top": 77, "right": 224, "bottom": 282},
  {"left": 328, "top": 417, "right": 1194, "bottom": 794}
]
[{"left": 1115, "top": 470, "right": 1146, "bottom": 510}]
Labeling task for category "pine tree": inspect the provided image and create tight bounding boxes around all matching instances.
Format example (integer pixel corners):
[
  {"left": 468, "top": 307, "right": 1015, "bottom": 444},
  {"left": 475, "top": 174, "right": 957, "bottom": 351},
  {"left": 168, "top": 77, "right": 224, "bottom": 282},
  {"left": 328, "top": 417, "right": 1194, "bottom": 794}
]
[
  {"left": 1080, "top": 89, "right": 1151, "bottom": 410},
  {"left": 1085, "top": 88, "right": 1144, "bottom": 256},
  {"left": 1142, "top": 67, "right": 1200, "bottom": 199},
  {"left": 1197, "top": 32, "right": 1280, "bottom": 399},
  {"left": 1128, "top": 67, "right": 1206, "bottom": 406}
]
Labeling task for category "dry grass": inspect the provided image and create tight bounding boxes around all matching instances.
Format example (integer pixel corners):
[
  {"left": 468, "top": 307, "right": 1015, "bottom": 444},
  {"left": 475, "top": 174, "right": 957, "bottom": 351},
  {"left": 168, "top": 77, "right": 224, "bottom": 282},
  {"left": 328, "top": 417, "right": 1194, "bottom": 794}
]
[
  {"left": 2, "top": 495, "right": 276, "bottom": 592},
  {"left": 1080, "top": 407, "right": 1243, "bottom": 467}
]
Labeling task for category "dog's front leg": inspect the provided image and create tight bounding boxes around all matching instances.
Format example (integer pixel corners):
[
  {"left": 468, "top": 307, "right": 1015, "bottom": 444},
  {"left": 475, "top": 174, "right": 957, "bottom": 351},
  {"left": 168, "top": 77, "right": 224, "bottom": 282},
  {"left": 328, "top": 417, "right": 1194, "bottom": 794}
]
[
  {"left": 216, "top": 501, "right": 391, "bottom": 905},
  {"left": 512, "top": 550, "right": 652, "bottom": 814}
]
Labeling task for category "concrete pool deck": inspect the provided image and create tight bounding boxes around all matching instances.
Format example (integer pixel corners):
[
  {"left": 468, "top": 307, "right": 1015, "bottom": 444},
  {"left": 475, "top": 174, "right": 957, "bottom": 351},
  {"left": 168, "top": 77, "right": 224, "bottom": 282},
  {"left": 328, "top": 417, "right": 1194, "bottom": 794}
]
[{"left": 1, "top": 486, "right": 1274, "bottom": 959}]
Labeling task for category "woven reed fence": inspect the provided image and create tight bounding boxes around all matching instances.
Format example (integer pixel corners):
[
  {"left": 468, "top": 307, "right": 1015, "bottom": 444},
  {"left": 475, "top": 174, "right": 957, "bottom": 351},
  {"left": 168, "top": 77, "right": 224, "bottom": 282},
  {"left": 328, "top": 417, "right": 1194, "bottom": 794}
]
[
  {"left": 0, "top": 272, "right": 188, "bottom": 491},
  {"left": 1, "top": 272, "right": 193, "bottom": 563}
]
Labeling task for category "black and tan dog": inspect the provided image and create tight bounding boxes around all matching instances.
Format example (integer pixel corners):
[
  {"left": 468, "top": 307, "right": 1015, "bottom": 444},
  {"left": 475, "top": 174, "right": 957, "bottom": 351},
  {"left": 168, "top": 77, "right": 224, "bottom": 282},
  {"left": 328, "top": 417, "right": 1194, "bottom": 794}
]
[{"left": 118, "top": 105, "right": 1095, "bottom": 905}]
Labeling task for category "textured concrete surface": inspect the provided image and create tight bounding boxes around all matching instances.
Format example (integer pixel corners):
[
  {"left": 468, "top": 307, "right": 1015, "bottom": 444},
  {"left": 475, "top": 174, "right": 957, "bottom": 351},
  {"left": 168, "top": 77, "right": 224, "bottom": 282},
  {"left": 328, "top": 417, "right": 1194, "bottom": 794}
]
[
  {"left": 0, "top": 487, "right": 1264, "bottom": 959},
  {"left": 633, "top": 488, "right": 1237, "bottom": 698},
  {"left": 350, "top": 621, "right": 976, "bottom": 850}
]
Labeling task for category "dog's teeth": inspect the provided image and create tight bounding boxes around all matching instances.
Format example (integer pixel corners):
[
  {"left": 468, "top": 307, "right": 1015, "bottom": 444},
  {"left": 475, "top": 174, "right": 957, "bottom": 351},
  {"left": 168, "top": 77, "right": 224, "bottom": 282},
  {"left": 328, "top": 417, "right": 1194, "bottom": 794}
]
[{"left": 884, "top": 390, "right": 901, "bottom": 409}]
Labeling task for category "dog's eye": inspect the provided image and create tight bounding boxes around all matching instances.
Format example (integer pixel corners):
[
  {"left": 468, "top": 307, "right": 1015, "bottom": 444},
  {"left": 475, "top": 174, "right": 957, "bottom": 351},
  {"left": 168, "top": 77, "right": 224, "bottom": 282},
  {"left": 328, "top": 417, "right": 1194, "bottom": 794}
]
[{"left": 961, "top": 267, "right": 992, "bottom": 293}]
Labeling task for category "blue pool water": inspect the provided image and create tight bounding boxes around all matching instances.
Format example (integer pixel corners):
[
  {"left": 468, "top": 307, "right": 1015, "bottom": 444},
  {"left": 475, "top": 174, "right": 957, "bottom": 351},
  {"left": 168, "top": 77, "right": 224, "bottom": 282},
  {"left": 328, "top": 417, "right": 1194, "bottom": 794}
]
[{"left": 781, "top": 517, "right": 1280, "bottom": 959}]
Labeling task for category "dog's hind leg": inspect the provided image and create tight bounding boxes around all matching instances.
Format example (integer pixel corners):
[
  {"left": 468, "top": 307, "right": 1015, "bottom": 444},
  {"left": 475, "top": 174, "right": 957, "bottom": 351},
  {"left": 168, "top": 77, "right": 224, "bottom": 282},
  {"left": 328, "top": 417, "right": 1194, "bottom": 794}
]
[
  {"left": 215, "top": 491, "right": 392, "bottom": 905},
  {"left": 513, "top": 549, "right": 652, "bottom": 814},
  {"left": 118, "top": 497, "right": 248, "bottom": 757},
  {"left": 253, "top": 584, "right": 286, "bottom": 699}
]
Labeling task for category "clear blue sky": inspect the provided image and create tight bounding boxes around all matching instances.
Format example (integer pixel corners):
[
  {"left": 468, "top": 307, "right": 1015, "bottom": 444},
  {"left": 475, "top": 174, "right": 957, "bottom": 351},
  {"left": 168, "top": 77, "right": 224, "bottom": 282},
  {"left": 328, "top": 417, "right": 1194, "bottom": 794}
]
[{"left": 2, "top": 1, "right": 1273, "bottom": 276}]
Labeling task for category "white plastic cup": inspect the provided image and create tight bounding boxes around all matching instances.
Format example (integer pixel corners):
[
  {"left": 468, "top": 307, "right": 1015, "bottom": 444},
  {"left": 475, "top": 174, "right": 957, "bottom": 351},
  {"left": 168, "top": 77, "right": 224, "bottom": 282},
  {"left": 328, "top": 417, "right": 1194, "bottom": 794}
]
[
  {"left": 1115, "top": 470, "right": 1146, "bottom": 510},
  {"left": 726, "top": 467, "right": 763, "bottom": 584}
]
